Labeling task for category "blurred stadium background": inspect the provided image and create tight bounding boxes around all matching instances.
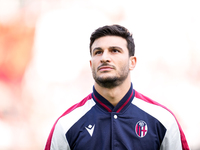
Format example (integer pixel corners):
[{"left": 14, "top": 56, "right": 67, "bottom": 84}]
[{"left": 0, "top": 0, "right": 199, "bottom": 149}]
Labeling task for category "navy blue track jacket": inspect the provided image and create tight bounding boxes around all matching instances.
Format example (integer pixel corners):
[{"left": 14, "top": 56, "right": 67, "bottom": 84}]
[{"left": 45, "top": 84, "right": 189, "bottom": 150}]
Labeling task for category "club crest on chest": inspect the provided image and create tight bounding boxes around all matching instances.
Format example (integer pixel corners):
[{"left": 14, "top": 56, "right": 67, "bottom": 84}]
[{"left": 135, "top": 120, "right": 148, "bottom": 138}]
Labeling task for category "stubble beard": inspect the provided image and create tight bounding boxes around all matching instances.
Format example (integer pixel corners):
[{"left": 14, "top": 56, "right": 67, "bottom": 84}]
[{"left": 92, "top": 65, "right": 130, "bottom": 89}]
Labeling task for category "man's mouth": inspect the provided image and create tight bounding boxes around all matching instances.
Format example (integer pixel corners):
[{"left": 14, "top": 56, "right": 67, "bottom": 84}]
[{"left": 98, "top": 65, "right": 115, "bottom": 71}]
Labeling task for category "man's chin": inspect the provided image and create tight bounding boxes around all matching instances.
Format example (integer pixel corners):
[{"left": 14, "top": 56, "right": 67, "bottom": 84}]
[
  {"left": 95, "top": 76, "right": 119, "bottom": 88},
  {"left": 97, "top": 75, "right": 116, "bottom": 81}
]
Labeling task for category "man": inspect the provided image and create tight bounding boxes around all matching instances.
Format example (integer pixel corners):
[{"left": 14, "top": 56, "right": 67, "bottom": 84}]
[{"left": 44, "top": 25, "right": 190, "bottom": 150}]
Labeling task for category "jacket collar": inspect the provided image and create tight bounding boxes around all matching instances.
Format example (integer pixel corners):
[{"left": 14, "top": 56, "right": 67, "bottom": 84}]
[{"left": 92, "top": 83, "right": 135, "bottom": 113}]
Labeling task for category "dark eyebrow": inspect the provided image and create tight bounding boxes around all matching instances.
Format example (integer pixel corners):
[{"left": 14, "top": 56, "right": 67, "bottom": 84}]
[{"left": 109, "top": 46, "right": 123, "bottom": 51}]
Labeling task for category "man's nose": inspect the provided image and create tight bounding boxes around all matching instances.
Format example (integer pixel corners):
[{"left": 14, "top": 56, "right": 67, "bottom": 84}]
[{"left": 100, "top": 50, "right": 111, "bottom": 63}]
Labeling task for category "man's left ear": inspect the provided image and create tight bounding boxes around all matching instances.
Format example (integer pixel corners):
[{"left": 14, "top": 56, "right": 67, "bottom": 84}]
[
  {"left": 129, "top": 56, "right": 137, "bottom": 70},
  {"left": 90, "top": 60, "right": 92, "bottom": 69}
]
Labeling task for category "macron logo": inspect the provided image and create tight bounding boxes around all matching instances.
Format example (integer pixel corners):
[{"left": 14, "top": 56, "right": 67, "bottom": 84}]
[{"left": 85, "top": 124, "right": 95, "bottom": 137}]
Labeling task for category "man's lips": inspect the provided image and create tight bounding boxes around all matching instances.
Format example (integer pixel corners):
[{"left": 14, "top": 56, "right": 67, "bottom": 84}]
[{"left": 98, "top": 65, "right": 115, "bottom": 71}]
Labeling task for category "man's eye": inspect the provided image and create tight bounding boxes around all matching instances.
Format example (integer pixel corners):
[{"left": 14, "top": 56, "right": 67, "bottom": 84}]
[
  {"left": 94, "top": 51, "right": 102, "bottom": 55},
  {"left": 112, "top": 49, "right": 119, "bottom": 53}
]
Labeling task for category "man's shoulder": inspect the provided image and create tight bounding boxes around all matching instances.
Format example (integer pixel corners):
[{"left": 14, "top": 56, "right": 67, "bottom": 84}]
[
  {"left": 134, "top": 90, "right": 165, "bottom": 108},
  {"left": 55, "top": 93, "right": 96, "bottom": 132},
  {"left": 59, "top": 93, "right": 95, "bottom": 120},
  {"left": 133, "top": 90, "right": 178, "bottom": 128}
]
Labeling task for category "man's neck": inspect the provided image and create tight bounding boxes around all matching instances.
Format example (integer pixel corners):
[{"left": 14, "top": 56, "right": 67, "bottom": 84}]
[{"left": 94, "top": 78, "right": 132, "bottom": 107}]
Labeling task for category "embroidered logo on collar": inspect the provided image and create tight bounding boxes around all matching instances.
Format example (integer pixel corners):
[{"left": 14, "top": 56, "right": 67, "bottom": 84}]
[
  {"left": 135, "top": 120, "right": 148, "bottom": 138},
  {"left": 85, "top": 124, "right": 95, "bottom": 137}
]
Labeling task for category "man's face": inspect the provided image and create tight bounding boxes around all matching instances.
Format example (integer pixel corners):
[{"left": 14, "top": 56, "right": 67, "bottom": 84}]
[{"left": 90, "top": 36, "right": 135, "bottom": 88}]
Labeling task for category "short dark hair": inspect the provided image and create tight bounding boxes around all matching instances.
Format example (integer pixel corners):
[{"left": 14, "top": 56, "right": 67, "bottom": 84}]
[{"left": 89, "top": 24, "right": 135, "bottom": 56}]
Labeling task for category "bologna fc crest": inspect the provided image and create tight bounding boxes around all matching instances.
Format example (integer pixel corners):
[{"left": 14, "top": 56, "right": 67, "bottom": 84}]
[{"left": 135, "top": 120, "right": 148, "bottom": 138}]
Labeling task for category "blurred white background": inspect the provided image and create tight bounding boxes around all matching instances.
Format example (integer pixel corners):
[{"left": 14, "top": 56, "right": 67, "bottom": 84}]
[{"left": 0, "top": 0, "right": 199, "bottom": 149}]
